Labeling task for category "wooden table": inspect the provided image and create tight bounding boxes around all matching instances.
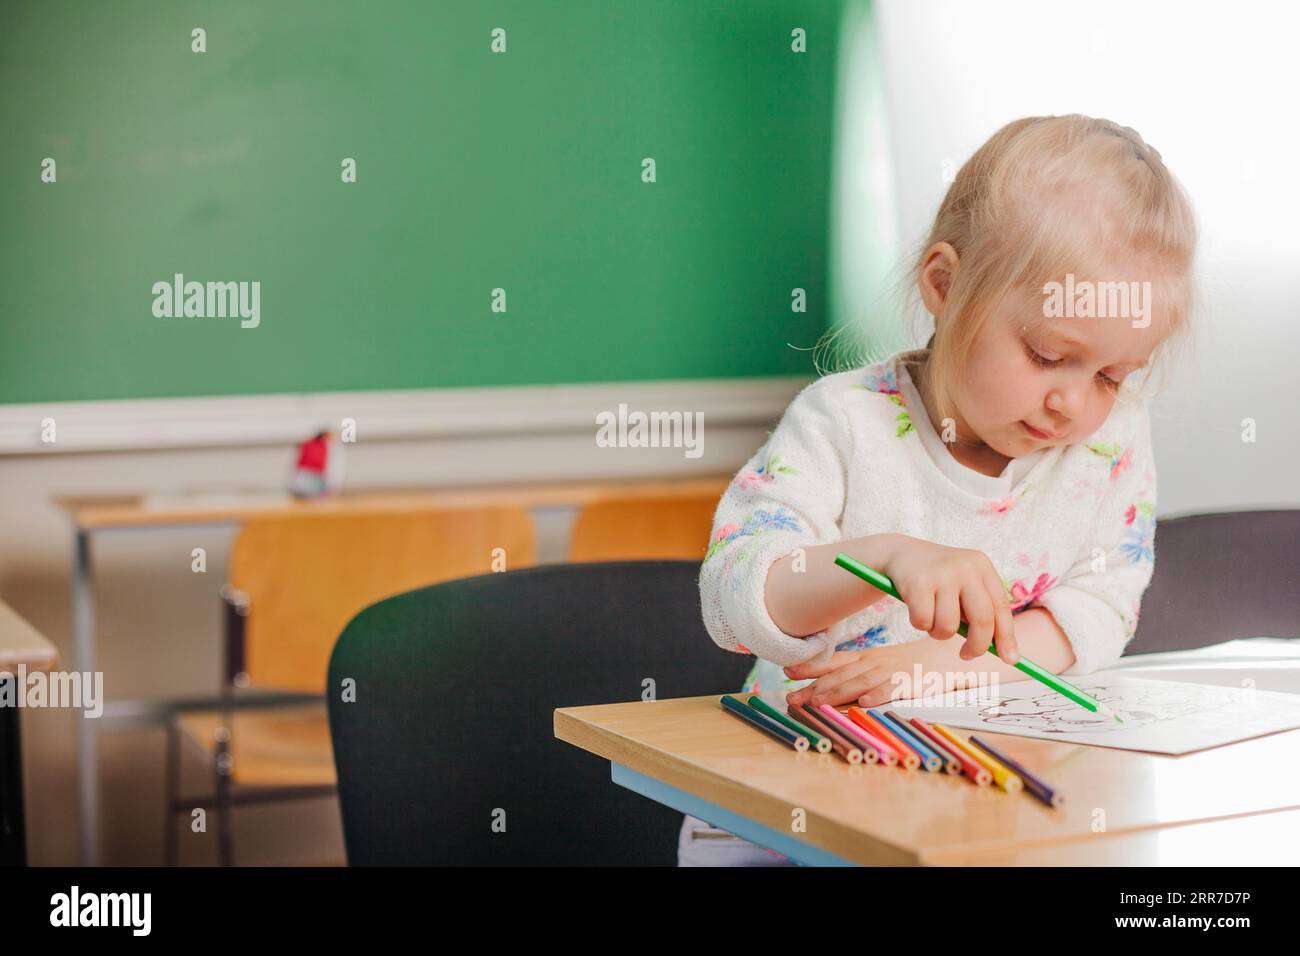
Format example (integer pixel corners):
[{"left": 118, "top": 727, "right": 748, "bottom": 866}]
[
  {"left": 56, "top": 476, "right": 728, "bottom": 865},
  {"left": 55, "top": 478, "right": 728, "bottom": 531},
  {"left": 0, "top": 599, "right": 59, "bottom": 866},
  {"left": 554, "top": 694, "right": 1300, "bottom": 866}
]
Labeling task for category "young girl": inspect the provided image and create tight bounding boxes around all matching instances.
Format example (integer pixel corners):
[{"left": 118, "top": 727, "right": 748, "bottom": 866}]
[{"left": 683, "top": 114, "right": 1196, "bottom": 866}]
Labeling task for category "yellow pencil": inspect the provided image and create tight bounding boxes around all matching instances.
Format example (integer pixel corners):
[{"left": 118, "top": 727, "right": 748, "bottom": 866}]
[{"left": 934, "top": 724, "right": 1023, "bottom": 793}]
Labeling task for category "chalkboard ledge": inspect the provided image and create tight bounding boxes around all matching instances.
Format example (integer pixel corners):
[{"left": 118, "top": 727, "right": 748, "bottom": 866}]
[{"left": 0, "top": 377, "right": 812, "bottom": 457}]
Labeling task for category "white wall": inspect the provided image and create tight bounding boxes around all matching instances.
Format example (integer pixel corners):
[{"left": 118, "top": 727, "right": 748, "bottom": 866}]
[{"left": 873, "top": 0, "right": 1300, "bottom": 515}]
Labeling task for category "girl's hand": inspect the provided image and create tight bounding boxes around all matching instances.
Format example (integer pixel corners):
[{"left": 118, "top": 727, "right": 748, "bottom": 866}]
[
  {"left": 784, "top": 638, "right": 964, "bottom": 709},
  {"left": 879, "top": 535, "right": 1019, "bottom": 664}
]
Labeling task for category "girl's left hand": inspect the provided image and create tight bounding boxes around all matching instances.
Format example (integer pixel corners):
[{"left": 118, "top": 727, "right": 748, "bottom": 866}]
[{"left": 784, "top": 638, "right": 960, "bottom": 709}]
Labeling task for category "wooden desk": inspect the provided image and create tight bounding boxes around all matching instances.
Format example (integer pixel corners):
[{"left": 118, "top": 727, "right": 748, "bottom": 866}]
[
  {"left": 56, "top": 476, "right": 729, "bottom": 865},
  {"left": 55, "top": 477, "right": 729, "bottom": 530},
  {"left": 1, "top": 599, "right": 59, "bottom": 866},
  {"left": 554, "top": 694, "right": 1300, "bottom": 866},
  {"left": 0, "top": 601, "right": 58, "bottom": 675}
]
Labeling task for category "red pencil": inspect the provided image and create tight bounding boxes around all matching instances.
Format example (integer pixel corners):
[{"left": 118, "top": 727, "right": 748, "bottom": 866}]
[
  {"left": 909, "top": 715, "right": 991, "bottom": 786},
  {"left": 889, "top": 712, "right": 961, "bottom": 774}
]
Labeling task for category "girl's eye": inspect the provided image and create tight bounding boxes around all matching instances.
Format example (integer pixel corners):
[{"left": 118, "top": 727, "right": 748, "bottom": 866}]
[
  {"left": 1023, "top": 342, "right": 1060, "bottom": 368},
  {"left": 1025, "top": 340, "right": 1121, "bottom": 390}
]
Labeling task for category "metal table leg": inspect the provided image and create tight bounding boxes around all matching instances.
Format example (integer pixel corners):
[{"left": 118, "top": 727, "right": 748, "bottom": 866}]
[{"left": 72, "top": 529, "right": 97, "bottom": 866}]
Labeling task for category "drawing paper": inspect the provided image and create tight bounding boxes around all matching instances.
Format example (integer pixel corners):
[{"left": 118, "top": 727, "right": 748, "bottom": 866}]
[{"left": 888, "top": 674, "right": 1300, "bottom": 754}]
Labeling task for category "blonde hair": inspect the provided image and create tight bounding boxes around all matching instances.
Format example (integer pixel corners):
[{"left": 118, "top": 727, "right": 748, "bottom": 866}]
[{"left": 821, "top": 114, "right": 1198, "bottom": 424}]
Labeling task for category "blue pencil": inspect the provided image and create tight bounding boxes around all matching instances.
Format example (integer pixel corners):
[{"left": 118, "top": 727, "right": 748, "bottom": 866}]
[
  {"left": 880, "top": 709, "right": 953, "bottom": 772},
  {"left": 719, "top": 695, "right": 809, "bottom": 751},
  {"left": 888, "top": 710, "right": 963, "bottom": 774},
  {"left": 868, "top": 707, "right": 943, "bottom": 772}
]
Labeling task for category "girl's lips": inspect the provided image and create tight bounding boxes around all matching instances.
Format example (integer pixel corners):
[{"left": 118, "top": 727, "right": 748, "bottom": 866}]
[{"left": 1021, "top": 421, "right": 1056, "bottom": 440}]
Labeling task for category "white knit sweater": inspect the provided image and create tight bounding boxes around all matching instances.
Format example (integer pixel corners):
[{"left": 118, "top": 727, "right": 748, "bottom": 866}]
[{"left": 698, "top": 349, "right": 1158, "bottom": 697}]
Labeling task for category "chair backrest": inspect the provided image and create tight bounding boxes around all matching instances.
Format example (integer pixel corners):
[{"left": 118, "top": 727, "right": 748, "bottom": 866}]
[
  {"left": 1130, "top": 509, "right": 1300, "bottom": 655},
  {"left": 327, "top": 560, "right": 750, "bottom": 865},
  {"left": 231, "top": 508, "right": 536, "bottom": 693},
  {"left": 568, "top": 493, "right": 721, "bottom": 562}
]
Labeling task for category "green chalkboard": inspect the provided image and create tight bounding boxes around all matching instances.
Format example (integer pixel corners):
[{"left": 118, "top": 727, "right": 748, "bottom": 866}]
[{"left": 1, "top": 0, "right": 855, "bottom": 404}]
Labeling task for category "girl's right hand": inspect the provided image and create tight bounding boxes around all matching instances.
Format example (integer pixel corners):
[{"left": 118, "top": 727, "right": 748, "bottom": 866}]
[{"left": 880, "top": 535, "right": 1019, "bottom": 664}]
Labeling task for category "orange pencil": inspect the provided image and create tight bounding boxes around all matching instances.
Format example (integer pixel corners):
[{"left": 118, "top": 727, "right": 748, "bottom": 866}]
[
  {"left": 816, "top": 704, "right": 897, "bottom": 766},
  {"left": 847, "top": 707, "right": 920, "bottom": 769}
]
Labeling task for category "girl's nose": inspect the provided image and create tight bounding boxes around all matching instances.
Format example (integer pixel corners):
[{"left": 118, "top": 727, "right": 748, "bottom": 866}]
[{"left": 1045, "top": 382, "right": 1085, "bottom": 421}]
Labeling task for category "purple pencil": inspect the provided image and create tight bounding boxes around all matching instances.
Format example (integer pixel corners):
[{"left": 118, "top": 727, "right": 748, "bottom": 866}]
[{"left": 969, "top": 735, "right": 1064, "bottom": 808}]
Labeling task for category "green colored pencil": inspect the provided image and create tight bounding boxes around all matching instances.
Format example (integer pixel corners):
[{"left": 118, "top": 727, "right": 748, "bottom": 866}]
[
  {"left": 719, "top": 695, "right": 809, "bottom": 750},
  {"left": 833, "top": 552, "right": 1121, "bottom": 723},
  {"left": 745, "top": 694, "right": 833, "bottom": 753}
]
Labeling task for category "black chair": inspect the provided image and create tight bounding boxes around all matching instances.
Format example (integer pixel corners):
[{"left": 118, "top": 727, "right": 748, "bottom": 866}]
[
  {"left": 326, "top": 560, "right": 749, "bottom": 865},
  {"left": 1129, "top": 509, "right": 1300, "bottom": 655}
]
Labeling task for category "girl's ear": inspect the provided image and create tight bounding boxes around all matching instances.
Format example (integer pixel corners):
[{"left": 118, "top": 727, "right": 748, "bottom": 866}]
[{"left": 918, "top": 242, "right": 960, "bottom": 318}]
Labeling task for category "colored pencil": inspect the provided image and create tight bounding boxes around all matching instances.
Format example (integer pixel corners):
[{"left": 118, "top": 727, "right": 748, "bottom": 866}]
[
  {"left": 788, "top": 702, "right": 870, "bottom": 764},
  {"left": 833, "top": 553, "right": 1121, "bottom": 722},
  {"left": 816, "top": 704, "right": 897, "bottom": 765},
  {"left": 815, "top": 704, "right": 893, "bottom": 763},
  {"left": 970, "top": 735, "right": 1064, "bottom": 808},
  {"left": 909, "top": 717, "right": 987, "bottom": 785},
  {"left": 746, "top": 694, "right": 832, "bottom": 753},
  {"left": 933, "top": 723, "right": 1023, "bottom": 793},
  {"left": 902, "top": 715, "right": 966, "bottom": 776},
  {"left": 873, "top": 708, "right": 944, "bottom": 772},
  {"left": 849, "top": 708, "right": 920, "bottom": 769},
  {"left": 719, "top": 695, "right": 809, "bottom": 751}
]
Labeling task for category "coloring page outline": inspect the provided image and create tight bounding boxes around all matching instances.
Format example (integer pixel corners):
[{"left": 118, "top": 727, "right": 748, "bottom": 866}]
[{"left": 889, "top": 675, "right": 1300, "bottom": 754}]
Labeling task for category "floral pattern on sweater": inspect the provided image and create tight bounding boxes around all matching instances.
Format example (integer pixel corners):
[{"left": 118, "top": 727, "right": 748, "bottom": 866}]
[
  {"left": 855, "top": 367, "right": 914, "bottom": 438},
  {"left": 834, "top": 624, "right": 890, "bottom": 652},
  {"left": 1120, "top": 499, "right": 1156, "bottom": 564},
  {"left": 980, "top": 484, "right": 1034, "bottom": 517},
  {"left": 703, "top": 507, "right": 802, "bottom": 565},
  {"left": 701, "top": 507, "right": 805, "bottom": 610},
  {"left": 1005, "top": 551, "right": 1059, "bottom": 610},
  {"left": 1086, "top": 441, "right": 1134, "bottom": 481},
  {"left": 736, "top": 454, "right": 798, "bottom": 491}
]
